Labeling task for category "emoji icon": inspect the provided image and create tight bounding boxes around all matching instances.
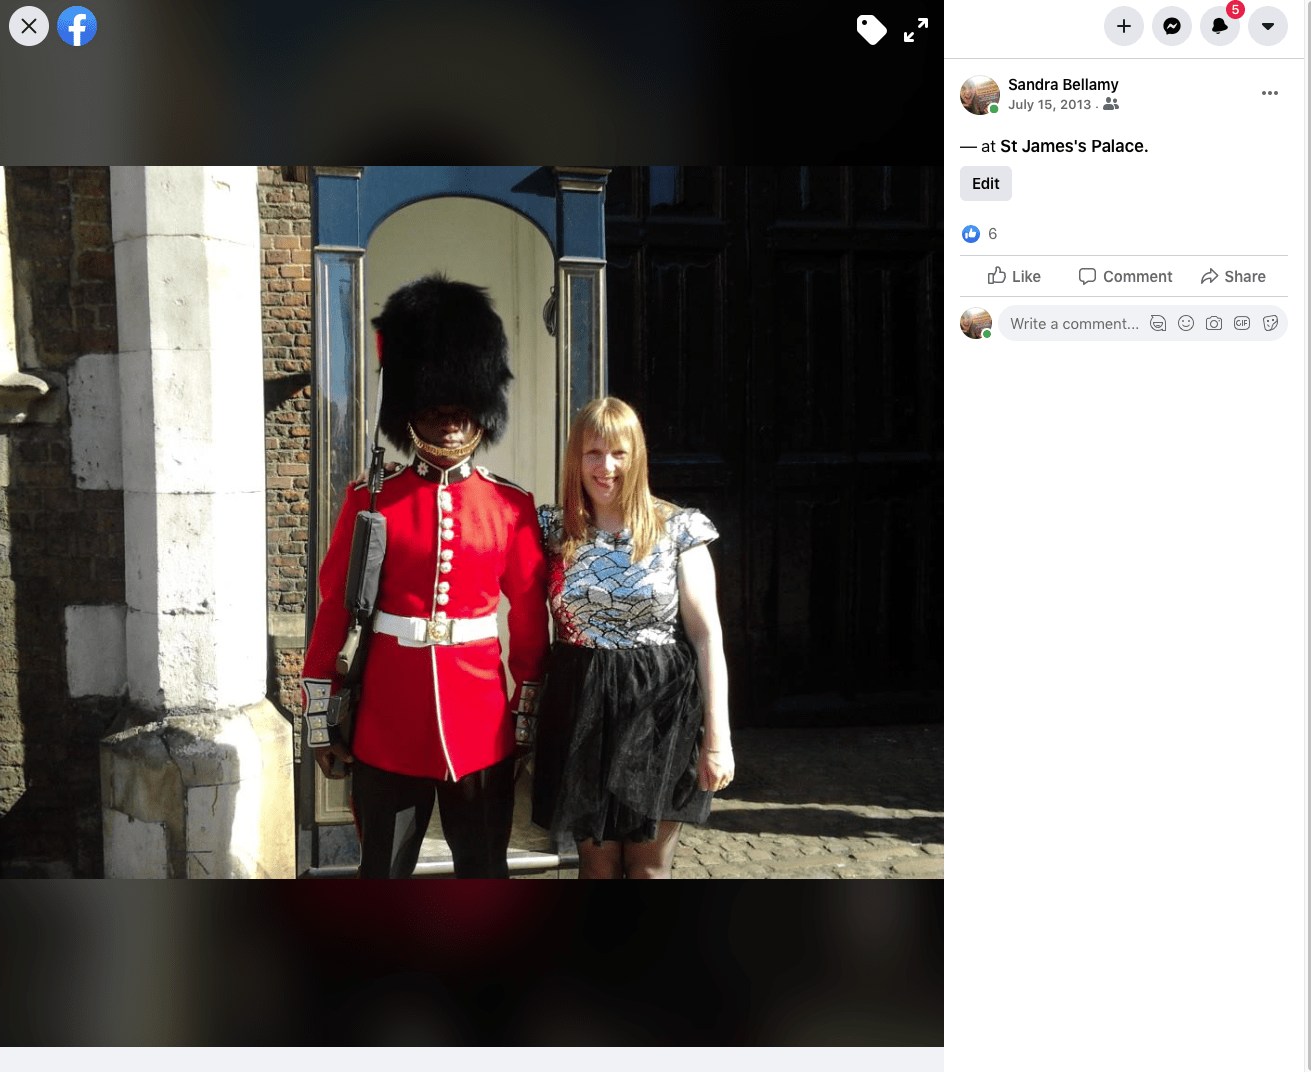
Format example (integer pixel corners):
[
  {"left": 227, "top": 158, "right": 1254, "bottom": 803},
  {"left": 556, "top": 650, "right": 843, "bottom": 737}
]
[
  {"left": 1178, "top": 315, "right": 1194, "bottom": 330},
  {"left": 1150, "top": 315, "right": 1166, "bottom": 331}
]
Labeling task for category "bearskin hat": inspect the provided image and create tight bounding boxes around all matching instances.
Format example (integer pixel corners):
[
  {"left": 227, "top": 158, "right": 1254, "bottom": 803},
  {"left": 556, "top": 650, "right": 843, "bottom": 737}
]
[{"left": 372, "top": 274, "right": 512, "bottom": 452}]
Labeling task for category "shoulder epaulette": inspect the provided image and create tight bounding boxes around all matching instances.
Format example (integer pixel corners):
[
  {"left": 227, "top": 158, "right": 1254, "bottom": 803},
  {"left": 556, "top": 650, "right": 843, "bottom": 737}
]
[
  {"left": 475, "top": 466, "right": 530, "bottom": 496},
  {"left": 348, "top": 465, "right": 407, "bottom": 492}
]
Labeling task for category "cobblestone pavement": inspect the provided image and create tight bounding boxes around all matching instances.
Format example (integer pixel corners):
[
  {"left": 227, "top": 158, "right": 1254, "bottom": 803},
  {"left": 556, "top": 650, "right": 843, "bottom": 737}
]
[{"left": 517, "top": 723, "right": 943, "bottom": 880}]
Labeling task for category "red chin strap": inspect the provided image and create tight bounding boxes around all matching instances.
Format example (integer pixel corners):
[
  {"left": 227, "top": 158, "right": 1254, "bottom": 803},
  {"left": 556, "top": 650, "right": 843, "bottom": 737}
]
[{"left": 375, "top": 331, "right": 384, "bottom": 366}]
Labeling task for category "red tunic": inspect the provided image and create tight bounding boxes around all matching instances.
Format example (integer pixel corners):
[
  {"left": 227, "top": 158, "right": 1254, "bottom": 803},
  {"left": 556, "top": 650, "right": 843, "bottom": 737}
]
[{"left": 302, "top": 457, "right": 548, "bottom": 781}]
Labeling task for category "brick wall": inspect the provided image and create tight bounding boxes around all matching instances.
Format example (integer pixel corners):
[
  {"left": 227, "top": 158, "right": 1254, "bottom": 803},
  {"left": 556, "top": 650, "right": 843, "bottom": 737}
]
[
  {"left": 258, "top": 168, "right": 312, "bottom": 720},
  {"left": 0, "top": 166, "right": 127, "bottom": 877}
]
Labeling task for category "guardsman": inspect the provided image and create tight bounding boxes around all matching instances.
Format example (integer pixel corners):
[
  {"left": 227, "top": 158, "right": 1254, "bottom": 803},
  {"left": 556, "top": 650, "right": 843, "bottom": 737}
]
[{"left": 302, "top": 274, "right": 548, "bottom": 878}]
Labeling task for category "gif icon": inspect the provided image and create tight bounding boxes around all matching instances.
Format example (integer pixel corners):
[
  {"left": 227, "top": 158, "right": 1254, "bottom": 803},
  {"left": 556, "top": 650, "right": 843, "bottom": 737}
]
[{"left": 56, "top": 5, "right": 96, "bottom": 46}]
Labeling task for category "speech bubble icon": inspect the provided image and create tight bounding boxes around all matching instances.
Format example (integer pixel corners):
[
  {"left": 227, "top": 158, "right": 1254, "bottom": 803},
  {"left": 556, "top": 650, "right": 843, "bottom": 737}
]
[
  {"left": 1163, "top": 17, "right": 1181, "bottom": 34},
  {"left": 1079, "top": 268, "right": 1096, "bottom": 284},
  {"left": 856, "top": 15, "right": 887, "bottom": 45},
  {"left": 1150, "top": 315, "right": 1166, "bottom": 331}
]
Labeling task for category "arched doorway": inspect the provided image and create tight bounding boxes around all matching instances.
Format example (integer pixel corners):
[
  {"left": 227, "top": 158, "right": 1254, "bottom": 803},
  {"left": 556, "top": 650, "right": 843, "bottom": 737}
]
[{"left": 300, "top": 166, "right": 609, "bottom": 875}]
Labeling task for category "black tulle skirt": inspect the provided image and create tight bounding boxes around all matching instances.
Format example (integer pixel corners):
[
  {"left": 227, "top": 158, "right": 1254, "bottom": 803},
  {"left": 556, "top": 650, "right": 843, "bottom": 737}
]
[{"left": 531, "top": 640, "right": 712, "bottom": 845}]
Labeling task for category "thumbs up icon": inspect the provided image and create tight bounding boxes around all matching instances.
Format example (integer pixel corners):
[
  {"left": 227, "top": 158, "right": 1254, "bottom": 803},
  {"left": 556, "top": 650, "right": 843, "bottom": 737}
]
[{"left": 987, "top": 266, "right": 1005, "bottom": 284}]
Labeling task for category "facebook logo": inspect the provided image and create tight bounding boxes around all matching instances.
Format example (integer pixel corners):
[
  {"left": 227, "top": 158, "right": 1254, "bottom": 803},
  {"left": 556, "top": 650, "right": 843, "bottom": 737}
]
[{"left": 56, "top": 6, "right": 96, "bottom": 46}]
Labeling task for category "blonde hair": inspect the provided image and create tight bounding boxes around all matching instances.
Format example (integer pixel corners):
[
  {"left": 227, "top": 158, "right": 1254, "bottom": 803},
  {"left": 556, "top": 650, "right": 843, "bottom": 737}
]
[{"left": 560, "top": 397, "right": 670, "bottom": 564}]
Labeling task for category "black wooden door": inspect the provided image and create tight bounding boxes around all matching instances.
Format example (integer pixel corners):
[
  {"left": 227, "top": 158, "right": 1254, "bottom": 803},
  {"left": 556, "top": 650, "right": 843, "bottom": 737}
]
[{"left": 605, "top": 166, "right": 942, "bottom": 727}]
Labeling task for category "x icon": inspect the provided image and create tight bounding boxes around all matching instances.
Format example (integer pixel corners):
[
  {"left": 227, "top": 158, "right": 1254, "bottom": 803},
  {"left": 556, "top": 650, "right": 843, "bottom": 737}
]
[{"left": 21, "top": 17, "right": 36, "bottom": 32}]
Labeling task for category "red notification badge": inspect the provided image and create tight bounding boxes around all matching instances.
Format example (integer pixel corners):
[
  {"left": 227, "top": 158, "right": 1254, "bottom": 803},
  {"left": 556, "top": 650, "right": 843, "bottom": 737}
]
[{"left": 1226, "top": 1, "right": 1244, "bottom": 17}]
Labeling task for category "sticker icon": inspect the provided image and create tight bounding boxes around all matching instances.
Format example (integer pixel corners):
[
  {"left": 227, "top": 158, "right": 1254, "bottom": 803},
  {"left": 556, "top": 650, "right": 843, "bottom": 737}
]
[{"left": 1263, "top": 314, "right": 1278, "bottom": 331}]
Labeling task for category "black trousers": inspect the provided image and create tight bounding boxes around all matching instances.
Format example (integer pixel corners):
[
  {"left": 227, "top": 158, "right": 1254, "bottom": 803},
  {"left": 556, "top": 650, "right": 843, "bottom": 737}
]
[{"left": 351, "top": 756, "right": 516, "bottom": 879}]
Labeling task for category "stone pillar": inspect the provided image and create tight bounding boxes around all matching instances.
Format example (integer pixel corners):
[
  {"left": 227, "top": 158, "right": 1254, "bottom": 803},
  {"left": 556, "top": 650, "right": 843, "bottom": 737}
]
[
  {"left": 0, "top": 168, "right": 52, "bottom": 419},
  {"left": 100, "top": 167, "right": 292, "bottom": 878}
]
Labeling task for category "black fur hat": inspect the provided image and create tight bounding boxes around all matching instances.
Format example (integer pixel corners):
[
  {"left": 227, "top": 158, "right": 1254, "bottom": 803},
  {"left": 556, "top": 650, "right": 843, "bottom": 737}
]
[{"left": 372, "top": 274, "right": 512, "bottom": 452}]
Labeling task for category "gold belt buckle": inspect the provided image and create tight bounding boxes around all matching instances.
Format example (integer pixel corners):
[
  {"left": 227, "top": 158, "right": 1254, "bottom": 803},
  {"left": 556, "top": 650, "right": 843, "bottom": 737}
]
[{"left": 426, "top": 617, "right": 451, "bottom": 644}]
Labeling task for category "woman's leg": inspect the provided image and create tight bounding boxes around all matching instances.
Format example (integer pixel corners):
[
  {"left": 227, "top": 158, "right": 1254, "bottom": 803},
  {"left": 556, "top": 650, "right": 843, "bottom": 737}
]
[
  {"left": 577, "top": 837, "right": 624, "bottom": 879},
  {"left": 621, "top": 821, "right": 682, "bottom": 880}
]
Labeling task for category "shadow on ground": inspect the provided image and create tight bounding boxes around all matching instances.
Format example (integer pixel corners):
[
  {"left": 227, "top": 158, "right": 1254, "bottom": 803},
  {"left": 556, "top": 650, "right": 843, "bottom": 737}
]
[{"left": 715, "top": 723, "right": 942, "bottom": 812}]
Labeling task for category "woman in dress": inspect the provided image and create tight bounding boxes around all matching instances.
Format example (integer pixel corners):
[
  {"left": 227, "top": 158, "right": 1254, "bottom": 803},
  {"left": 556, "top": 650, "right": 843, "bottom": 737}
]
[{"left": 531, "top": 397, "right": 734, "bottom": 879}]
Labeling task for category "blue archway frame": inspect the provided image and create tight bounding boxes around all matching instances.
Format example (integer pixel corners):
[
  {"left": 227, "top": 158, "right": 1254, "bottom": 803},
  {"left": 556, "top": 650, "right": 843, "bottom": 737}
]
[
  {"left": 307, "top": 165, "right": 609, "bottom": 578},
  {"left": 303, "top": 166, "right": 609, "bottom": 841}
]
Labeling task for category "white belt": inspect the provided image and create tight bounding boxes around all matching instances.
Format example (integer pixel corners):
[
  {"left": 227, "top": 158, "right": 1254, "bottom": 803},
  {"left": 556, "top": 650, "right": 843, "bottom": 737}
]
[{"left": 374, "top": 610, "right": 499, "bottom": 647}]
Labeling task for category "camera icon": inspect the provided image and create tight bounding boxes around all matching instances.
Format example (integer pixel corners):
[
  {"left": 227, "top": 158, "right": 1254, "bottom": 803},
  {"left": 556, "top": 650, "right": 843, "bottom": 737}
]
[
  {"left": 1234, "top": 316, "right": 1250, "bottom": 330},
  {"left": 1205, "top": 316, "right": 1222, "bottom": 330}
]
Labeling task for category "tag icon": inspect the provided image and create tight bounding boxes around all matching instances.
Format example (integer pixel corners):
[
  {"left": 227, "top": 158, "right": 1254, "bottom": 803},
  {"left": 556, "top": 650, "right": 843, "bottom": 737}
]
[{"left": 856, "top": 15, "right": 887, "bottom": 45}]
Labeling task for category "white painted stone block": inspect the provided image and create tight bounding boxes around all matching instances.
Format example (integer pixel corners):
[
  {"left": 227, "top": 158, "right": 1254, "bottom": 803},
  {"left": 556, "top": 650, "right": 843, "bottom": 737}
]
[
  {"left": 68, "top": 353, "right": 123, "bottom": 490},
  {"left": 123, "top": 607, "right": 163, "bottom": 708},
  {"left": 102, "top": 809, "right": 168, "bottom": 879},
  {"left": 155, "top": 611, "right": 220, "bottom": 710},
  {"left": 119, "top": 350, "right": 265, "bottom": 496},
  {"left": 111, "top": 167, "right": 258, "bottom": 247},
  {"left": 65, "top": 604, "right": 127, "bottom": 697},
  {"left": 101, "top": 701, "right": 293, "bottom": 879}
]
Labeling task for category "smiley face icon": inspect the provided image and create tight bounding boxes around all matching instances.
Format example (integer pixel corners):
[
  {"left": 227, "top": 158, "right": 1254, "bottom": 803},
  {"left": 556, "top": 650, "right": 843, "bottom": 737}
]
[{"left": 1178, "top": 314, "right": 1194, "bottom": 330}]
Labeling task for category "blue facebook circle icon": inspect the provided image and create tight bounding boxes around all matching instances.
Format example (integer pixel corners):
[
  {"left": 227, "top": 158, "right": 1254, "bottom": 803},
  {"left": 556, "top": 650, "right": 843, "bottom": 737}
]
[
  {"left": 56, "top": 6, "right": 96, "bottom": 46},
  {"left": 961, "top": 224, "right": 981, "bottom": 243}
]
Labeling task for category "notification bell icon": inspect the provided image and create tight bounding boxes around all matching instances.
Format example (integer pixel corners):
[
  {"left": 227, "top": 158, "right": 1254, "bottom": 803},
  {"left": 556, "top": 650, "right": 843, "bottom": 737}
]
[{"left": 1211, "top": 17, "right": 1228, "bottom": 32}]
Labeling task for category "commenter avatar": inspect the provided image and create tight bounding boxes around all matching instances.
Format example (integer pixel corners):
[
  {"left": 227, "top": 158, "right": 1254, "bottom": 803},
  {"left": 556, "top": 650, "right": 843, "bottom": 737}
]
[{"left": 960, "top": 308, "right": 992, "bottom": 339}]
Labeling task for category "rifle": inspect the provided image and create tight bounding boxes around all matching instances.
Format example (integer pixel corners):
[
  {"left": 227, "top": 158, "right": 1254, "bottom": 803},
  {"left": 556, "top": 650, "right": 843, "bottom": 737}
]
[{"left": 321, "top": 440, "right": 388, "bottom": 776}]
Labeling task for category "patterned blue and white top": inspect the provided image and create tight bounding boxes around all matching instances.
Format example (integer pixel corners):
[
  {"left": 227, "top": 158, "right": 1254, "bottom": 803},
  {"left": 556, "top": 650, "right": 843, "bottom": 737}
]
[{"left": 537, "top": 504, "right": 719, "bottom": 649}]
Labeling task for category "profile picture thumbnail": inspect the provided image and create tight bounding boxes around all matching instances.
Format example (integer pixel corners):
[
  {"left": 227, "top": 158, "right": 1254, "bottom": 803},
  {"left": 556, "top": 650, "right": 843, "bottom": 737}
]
[
  {"left": 960, "top": 307, "right": 992, "bottom": 339},
  {"left": 960, "top": 76, "right": 1001, "bottom": 115}
]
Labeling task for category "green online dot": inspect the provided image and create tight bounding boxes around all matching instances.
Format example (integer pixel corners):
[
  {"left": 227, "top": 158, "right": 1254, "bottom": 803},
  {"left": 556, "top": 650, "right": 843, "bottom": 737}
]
[
  {"left": 989, "top": 104, "right": 998, "bottom": 113},
  {"left": 982, "top": 329, "right": 991, "bottom": 337}
]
